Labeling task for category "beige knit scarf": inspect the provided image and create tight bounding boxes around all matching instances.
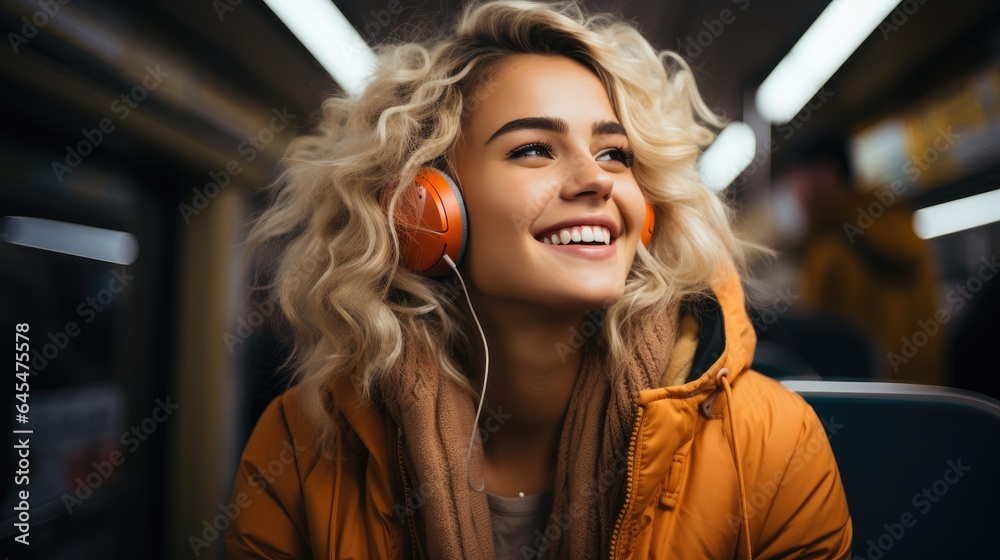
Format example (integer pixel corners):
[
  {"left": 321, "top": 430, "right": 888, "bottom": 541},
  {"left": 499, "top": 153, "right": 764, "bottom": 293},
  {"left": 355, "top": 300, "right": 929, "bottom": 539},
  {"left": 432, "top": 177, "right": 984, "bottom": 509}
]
[{"left": 385, "top": 303, "right": 679, "bottom": 559}]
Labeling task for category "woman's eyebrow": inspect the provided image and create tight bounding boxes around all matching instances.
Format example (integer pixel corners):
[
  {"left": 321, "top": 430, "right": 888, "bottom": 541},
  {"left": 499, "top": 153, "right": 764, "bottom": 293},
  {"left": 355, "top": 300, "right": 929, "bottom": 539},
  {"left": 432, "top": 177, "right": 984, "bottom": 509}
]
[
  {"left": 484, "top": 117, "right": 626, "bottom": 145},
  {"left": 593, "top": 120, "right": 627, "bottom": 137},
  {"left": 485, "top": 116, "right": 565, "bottom": 145}
]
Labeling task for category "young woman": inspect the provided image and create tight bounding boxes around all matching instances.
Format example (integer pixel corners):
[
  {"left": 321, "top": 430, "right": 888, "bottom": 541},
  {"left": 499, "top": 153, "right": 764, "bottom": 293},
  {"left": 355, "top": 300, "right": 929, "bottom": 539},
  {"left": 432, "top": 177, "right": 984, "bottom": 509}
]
[{"left": 225, "top": 1, "right": 852, "bottom": 558}]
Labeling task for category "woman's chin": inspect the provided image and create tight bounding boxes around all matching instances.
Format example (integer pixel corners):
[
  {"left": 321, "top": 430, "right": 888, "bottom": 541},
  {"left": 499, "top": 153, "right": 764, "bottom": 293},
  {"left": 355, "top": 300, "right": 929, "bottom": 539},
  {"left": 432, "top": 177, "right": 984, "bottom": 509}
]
[{"left": 535, "top": 281, "right": 625, "bottom": 313}]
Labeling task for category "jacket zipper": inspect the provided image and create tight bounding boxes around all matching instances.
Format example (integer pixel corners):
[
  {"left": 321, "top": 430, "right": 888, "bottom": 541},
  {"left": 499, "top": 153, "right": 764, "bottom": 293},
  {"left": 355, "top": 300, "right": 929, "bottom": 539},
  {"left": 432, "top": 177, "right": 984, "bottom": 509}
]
[
  {"left": 397, "top": 428, "right": 422, "bottom": 560},
  {"left": 608, "top": 407, "right": 644, "bottom": 559}
]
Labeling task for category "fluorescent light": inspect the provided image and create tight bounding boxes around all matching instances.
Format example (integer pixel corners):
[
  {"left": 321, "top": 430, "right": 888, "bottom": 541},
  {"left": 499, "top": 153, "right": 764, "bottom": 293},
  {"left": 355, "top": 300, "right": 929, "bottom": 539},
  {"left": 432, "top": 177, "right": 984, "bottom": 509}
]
[
  {"left": 913, "top": 189, "right": 1000, "bottom": 239},
  {"left": 699, "top": 122, "right": 757, "bottom": 192},
  {"left": 755, "top": 0, "right": 901, "bottom": 124},
  {"left": 1, "top": 216, "right": 139, "bottom": 264},
  {"left": 261, "top": 0, "right": 376, "bottom": 95}
]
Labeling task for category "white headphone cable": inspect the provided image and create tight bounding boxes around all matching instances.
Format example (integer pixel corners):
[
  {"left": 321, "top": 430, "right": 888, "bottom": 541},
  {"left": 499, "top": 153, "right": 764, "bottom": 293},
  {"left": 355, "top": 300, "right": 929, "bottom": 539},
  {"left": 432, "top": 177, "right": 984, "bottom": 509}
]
[{"left": 442, "top": 254, "right": 489, "bottom": 493}]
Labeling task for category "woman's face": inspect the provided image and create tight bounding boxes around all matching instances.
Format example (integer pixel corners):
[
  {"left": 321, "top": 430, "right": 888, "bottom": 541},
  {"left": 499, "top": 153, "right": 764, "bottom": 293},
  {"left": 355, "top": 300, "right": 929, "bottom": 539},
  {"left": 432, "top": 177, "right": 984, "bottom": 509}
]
[{"left": 452, "top": 54, "right": 646, "bottom": 312}]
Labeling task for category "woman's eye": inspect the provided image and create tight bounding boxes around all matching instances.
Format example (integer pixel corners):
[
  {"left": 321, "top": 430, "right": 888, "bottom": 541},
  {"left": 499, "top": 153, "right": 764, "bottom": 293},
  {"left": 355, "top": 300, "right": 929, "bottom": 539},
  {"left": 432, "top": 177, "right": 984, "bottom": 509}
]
[
  {"left": 506, "top": 141, "right": 554, "bottom": 159},
  {"left": 598, "top": 147, "right": 635, "bottom": 168}
]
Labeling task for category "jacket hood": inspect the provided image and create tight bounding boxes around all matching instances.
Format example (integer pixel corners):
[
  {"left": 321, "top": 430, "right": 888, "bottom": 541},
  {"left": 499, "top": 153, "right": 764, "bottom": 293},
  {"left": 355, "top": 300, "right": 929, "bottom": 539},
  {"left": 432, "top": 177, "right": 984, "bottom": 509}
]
[{"left": 654, "top": 263, "right": 756, "bottom": 396}]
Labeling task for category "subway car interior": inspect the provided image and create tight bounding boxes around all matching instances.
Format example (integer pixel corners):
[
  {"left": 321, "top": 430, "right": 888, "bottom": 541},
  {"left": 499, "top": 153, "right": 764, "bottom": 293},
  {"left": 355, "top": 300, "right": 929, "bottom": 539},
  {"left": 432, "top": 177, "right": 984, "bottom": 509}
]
[{"left": 1, "top": 0, "right": 999, "bottom": 558}]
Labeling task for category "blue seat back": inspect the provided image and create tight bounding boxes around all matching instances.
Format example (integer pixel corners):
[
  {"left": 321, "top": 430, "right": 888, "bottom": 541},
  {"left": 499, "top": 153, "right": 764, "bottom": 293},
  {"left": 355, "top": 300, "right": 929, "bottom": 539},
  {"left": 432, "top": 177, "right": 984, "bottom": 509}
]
[{"left": 782, "top": 380, "right": 1000, "bottom": 559}]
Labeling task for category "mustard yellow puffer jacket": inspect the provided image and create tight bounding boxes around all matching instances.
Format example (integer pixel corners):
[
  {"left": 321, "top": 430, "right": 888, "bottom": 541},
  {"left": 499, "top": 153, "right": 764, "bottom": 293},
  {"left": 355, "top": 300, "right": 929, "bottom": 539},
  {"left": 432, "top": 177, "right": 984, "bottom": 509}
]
[{"left": 226, "top": 270, "right": 852, "bottom": 559}]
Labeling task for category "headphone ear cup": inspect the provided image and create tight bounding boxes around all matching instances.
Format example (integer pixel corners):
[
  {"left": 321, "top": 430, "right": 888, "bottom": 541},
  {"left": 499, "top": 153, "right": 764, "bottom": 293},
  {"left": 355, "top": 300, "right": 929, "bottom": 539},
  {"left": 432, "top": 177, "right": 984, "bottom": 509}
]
[
  {"left": 395, "top": 167, "right": 468, "bottom": 276},
  {"left": 641, "top": 201, "right": 655, "bottom": 248}
]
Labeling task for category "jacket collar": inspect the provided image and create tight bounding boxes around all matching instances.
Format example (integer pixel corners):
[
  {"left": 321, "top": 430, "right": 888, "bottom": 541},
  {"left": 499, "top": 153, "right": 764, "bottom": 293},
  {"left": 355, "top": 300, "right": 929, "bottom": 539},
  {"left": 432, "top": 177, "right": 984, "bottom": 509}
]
[{"left": 644, "top": 263, "right": 755, "bottom": 401}]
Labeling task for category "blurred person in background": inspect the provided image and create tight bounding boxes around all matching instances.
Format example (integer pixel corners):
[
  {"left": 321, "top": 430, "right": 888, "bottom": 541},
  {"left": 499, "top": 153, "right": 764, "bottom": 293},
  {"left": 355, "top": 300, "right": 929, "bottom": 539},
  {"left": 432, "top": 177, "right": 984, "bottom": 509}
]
[{"left": 779, "top": 134, "right": 945, "bottom": 385}]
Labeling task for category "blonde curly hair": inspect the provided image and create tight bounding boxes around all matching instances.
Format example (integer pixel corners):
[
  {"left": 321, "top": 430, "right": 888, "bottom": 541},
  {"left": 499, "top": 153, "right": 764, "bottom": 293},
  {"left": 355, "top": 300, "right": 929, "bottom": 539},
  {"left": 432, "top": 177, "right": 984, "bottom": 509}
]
[{"left": 246, "top": 0, "right": 747, "bottom": 452}]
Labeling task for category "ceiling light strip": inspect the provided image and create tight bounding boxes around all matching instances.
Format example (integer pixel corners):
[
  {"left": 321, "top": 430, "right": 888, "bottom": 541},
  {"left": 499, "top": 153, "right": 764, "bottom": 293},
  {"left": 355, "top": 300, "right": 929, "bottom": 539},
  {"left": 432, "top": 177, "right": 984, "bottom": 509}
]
[
  {"left": 261, "top": 0, "right": 376, "bottom": 95},
  {"left": 755, "top": 0, "right": 901, "bottom": 124}
]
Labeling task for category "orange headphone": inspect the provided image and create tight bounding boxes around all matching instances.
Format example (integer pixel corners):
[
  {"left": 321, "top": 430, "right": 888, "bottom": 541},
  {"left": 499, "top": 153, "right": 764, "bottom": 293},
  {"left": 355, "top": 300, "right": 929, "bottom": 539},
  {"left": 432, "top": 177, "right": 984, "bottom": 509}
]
[{"left": 396, "top": 167, "right": 655, "bottom": 276}]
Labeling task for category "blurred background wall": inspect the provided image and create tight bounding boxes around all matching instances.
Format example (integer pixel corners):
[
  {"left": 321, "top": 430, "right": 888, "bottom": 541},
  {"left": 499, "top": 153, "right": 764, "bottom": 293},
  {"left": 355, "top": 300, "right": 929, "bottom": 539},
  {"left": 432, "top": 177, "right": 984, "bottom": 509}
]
[{"left": 0, "top": 0, "right": 997, "bottom": 558}]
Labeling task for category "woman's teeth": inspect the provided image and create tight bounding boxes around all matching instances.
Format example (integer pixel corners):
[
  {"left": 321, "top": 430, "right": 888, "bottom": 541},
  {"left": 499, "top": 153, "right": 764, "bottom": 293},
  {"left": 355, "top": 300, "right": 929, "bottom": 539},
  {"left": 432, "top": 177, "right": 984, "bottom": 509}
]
[{"left": 540, "top": 225, "right": 612, "bottom": 246}]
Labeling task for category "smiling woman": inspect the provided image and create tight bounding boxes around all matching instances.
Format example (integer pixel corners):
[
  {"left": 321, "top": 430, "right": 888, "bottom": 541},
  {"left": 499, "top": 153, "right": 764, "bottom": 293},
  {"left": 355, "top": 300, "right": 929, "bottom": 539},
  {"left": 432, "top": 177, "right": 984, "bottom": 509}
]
[{"left": 225, "top": 1, "right": 852, "bottom": 559}]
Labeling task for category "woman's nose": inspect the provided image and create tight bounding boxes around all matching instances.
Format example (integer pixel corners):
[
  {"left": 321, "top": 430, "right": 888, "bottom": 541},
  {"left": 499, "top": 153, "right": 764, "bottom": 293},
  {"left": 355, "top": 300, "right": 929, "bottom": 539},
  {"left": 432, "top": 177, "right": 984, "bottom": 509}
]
[{"left": 558, "top": 150, "right": 614, "bottom": 201}]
